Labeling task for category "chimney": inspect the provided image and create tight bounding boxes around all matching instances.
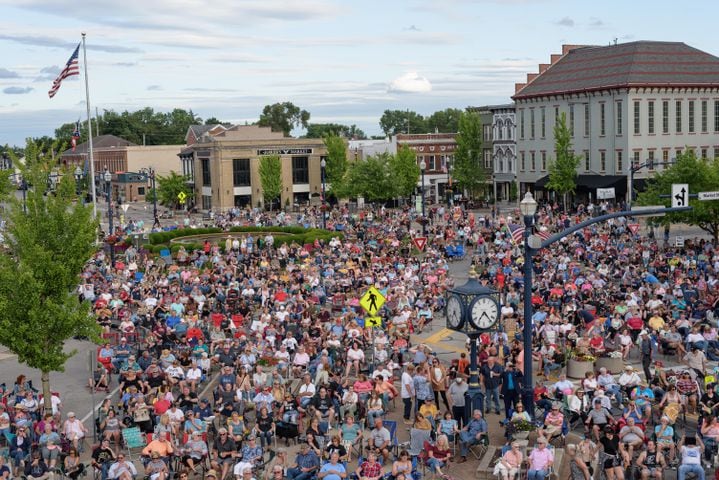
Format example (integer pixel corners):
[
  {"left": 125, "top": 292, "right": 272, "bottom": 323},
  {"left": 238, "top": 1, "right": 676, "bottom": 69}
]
[
  {"left": 527, "top": 73, "right": 538, "bottom": 83},
  {"left": 562, "top": 44, "right": 585, "bottom": 55},
  {"left": 515, "top": 83, "right": 526, "bottom": 94},
  {"left": 538, "top": 63, "right": 550, "bottom": 74},
  {"left": 550, "top": 54, "right": 561, "bottom": 64}
]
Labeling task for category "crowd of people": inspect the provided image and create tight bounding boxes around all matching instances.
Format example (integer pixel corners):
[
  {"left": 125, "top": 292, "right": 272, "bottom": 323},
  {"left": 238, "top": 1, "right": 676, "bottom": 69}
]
[{"left": 0, "top": 199, "right": 718, "bottom": 480}]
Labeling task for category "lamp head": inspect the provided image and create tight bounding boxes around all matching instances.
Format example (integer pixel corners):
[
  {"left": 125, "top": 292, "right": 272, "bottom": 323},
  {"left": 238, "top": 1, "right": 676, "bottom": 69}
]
[
  {"left": 103, "top": 170, "right": 112, "bottom": 182},
  {"left": 519, "top": 191, "right": 537, "bottom": 217},
  {"left": 419, "top": 160, "right": 427, "bottom": 171},
  {"left": 320, "top": 159, "right": 326, "bottom": 168}
]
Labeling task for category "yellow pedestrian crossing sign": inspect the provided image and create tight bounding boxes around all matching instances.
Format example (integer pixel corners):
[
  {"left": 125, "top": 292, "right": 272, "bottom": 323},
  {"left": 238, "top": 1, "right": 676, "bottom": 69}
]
[
  {"left": 177, "top": 191, "right": 187, "bottom": 204},
  {"left": 360, "top": 286, "right": 385, "bottom": 315},
  {"left": 365, "top": 316, "right": 383, "bottom": 328}
]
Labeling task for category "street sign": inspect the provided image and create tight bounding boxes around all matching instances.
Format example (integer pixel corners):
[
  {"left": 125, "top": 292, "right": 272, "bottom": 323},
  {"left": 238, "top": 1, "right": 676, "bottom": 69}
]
[
  {"left": 675, "top": 236, "right": 685, "bottom": 247},
  {"left": 628, "top": 223, "right": 640, "bottom": 235},
  {"left": 359, "top": 286, "right": 386, "bottom": 315},
  {"left": 699, "top": 191, "right": 719, "bottom": 201},
  {"left": 672, "top": 183, "right": 689, "bottom": 208},
  {"left": 121, "top": 204, "right": 129, "bottom": 213},
  {"left": 365, "top": 316, "right": 383, "bottom": 328},
  {"left": 631, "top": 205, "right": 666, "bottom": 217},
  {"left": 412, "top": 237, "right": 428, "bottom": 251},
  {"left": 177, "top": 191, "right": 187, "bottom": 204}
]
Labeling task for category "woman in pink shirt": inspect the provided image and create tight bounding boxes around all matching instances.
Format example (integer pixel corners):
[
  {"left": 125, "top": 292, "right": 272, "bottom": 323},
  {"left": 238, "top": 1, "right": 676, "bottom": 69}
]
[{"left": 527, "top": 437, "right": 554, "bottom": 480}]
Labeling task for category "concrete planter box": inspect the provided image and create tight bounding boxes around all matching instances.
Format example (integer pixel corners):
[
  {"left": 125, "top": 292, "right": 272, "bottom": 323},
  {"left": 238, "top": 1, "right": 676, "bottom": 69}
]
[
  {"left": 595, "top": 356, "right": 624, "bottom": 374},
  {"left": 567, "top": 359, "right": 595, "bottom": 379}
]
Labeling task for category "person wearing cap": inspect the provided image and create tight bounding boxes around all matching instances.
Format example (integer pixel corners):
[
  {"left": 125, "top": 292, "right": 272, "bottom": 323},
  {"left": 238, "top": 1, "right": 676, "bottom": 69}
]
[
  {"left": 630, "top": 381, "right": 654, "bottom": 419},
  {"left": 112, "top": 337, "right": 132, "bottom": 372},
  {"left": 239, "top": 435, "right": 263, "bottom": 470},
  {"left": 527, "top": 437, "right": 554, "bottom": 480},
  {"left": 457, "top": 410, "right": 488, "bottom": 463},
  {"left": 142, "top": 433, "right": 174, "bottom": 460},
  {"left": 63, "top": 411, "right": 88, "bottom": 452},
  {"left": 538, "top": 403, "right": 565, "bottom": 443},
  {"left": 144, "top": 451, "right": 169, "bottom": 480},
  {"left": 107, "top": 452, "right": 138, "bottom": 480},
  {"left": 205, "top": 469, "right": 218, "bottom": 480},
  {"left": 618, "top": 366, "right": 641, "bottom": 395},
  {"left": 212, "top": 427, "right": 237, "bottom": 480},
  {"left": 287, "top": 443, "right": 320, "bottom": 480}
]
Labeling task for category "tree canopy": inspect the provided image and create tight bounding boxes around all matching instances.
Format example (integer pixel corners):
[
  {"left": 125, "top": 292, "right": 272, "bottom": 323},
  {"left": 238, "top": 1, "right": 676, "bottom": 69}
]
[
  {"left": 637, "top": 150, "right": 719, "bottom": 240},
  {"left": 258, "top": 102, "right": 310, "bottom": 137},
  {"left": 426, "top": 108, "right": 463, "bottom": 134},
  {"left": 55, "top": 108, "right": 201, "bottom": 146},
  {"left": 0, "top": 139, "right": 100, "bottom": 408},
  {"left": 258, "top": 155, "right": 283, "bottom": 209},
  {"left": 452, "top": 111, "right": 485, "bottom": 198},
  {"left": 155, "top": 171, "right": 194, "bottom": 210},
  {"left": 322, "top": 133, "right": 348, "bottom": 195},
  {"left": 546, "top": 112, "right": 581, "bottom": 208},
  {"left": 388, "top": 145, "right": 420, "bottom": 199},
  {"left": 305, "top": 123, "right": 366, "bottom": 139},
  {"left": 379, "top": 110, "right": 427, "bottom": 136}
]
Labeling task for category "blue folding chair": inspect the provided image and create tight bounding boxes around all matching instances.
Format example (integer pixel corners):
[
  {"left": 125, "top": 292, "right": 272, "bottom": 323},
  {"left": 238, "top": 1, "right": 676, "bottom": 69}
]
[{"left": 445, "top": 245, "right": 456, "bottom": 259}]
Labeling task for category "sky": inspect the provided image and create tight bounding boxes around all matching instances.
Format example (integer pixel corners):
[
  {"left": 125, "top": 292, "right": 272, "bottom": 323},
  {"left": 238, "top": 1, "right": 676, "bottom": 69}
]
[{"left": 1, "top": 0, "right": 719, "bottom": 146}]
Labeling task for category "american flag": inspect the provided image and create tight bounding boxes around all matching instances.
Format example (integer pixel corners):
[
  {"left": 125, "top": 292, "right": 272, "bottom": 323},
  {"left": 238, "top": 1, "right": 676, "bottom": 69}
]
[
  {"left": 508, "top": 224, "right": 524, "bottom": 244},
  {"left": 537, "top": 228, "right": 551, "bottom": 242},
  {"left": 48, "top": 43, "right": 80, "bottom": 98},
  {"left": 71, "top": 119, "right": 81, "bottom": 151}
]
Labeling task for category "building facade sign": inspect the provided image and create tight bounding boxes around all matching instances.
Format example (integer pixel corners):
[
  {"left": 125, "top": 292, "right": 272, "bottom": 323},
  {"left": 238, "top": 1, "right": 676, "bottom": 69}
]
[{"left": 257, "top": 148, "right": 313, "bottom": 155}]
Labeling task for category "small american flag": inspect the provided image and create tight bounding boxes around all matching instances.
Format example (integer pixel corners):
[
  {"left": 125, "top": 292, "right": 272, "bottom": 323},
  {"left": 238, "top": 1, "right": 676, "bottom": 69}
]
[
  {"left": 48, "top": 43, "right": 80, "bottom": 98},
  {"left": 508, "top": 224, "right": 524, "bottom": 245},
  {"left": 537, "top": 229, "right": 551, "bottom": 242},
  {"left": 71, "top": 119, "right": 81, "bottom": 151}
]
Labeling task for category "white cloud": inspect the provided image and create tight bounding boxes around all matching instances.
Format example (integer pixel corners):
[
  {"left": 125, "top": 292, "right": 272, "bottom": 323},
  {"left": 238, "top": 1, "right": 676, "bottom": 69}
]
[{"left": 388, "top": 72, "right": 432, "bottom": 93}]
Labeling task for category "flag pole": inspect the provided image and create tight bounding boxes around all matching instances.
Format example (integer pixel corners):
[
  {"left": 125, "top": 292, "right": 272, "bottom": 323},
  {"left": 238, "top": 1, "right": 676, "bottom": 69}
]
[{"left": 81, "top": 32, "right": 97, "bottom": 219}]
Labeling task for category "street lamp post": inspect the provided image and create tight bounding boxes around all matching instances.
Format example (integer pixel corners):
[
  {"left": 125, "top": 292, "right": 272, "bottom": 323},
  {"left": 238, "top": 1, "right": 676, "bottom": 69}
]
[
  {"left": 628, "top": 158, "right": 675, "bottom": 210},
  {"left": 74, "top": 166, "right": 83, "bottom": 198},
  {"left": 320, "top": 158, "right": 327, "bottom": 230},
  {"left": 140, "top": 167, "right": 159, "bottom": 228},
  {"left": 519, "top": 191, "right": 538, "bottom": 417},
  {"left": 446, "top": 159, "right": 452, "bottom": 208},
  {"left": 104, "top": 169, "right": 115, "bottom": 268},
  {"left": 420, "top": 159, "right": 427, "bottom": 235}
]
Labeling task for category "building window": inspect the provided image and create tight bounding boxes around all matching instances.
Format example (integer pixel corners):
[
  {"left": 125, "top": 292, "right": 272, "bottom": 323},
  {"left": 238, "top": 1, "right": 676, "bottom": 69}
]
[
  {"left": 520, "top": 151, "right": 525, "bottom": 171},
  {"left": 569, "top": 104, "right": 575, "bottom": 137},
  {"left": 715, "top": 101, "right": 719, "bottom": 132},
  {"left": 616, "top": 150, "right": 624, "bottom": 173},
  {"left": 530, "top": 109, "right": 535, "bottom": 139},
  {"left": 633, "top": 101, "right": 640, "bottom": 134},
  {"left": 520, "top": 110, "right": 525, "bottom": 139},
  {"left": 633, "top": 151, "right": 640, "bottom": 169},
  {"left": 530, "top": 152, "right": 536, "bottom": 170},
  {"left": 662, "top": 150, "right": 669, "bottom": 167},
  {"left": 600, "top": 151, "right": 606, "bottom": 172},
  {"left": 232, "top": 158, "right": 251, "bottom": 187},
  {"left": 483, "top": 125, "right": 492, "bottom": 142},
  {"left": 584, "top": 150, "right": 590, "bottom": 171},
  {"left": 541, "top": 152, "right": 547, "bottom": 170},
  {"left": 689, "top": 100, "right": 695, "bottom": 133},
  {"left": 201, "top": 158, "right": 211, "bottom": 186},
  {"left": 600, "top": 103, "right": 606, "bottom": 136},
  {"left": 201, "top": 195, "right": 212, "bottom": 210},
  {"left": 676, "top": 100, "right": 683, "bottom": 133},
  {"left": 648, "top": 101, "right": 654, "bottom": 134},
  {"left": 616, "top": 101, "right": 623, "bottom": 135},
  {"left": 702, "top": 100, "right": 708, "bottom": 133},
  {"left": 554, "top": 107, "right": 559, "bottom": 127},
  {"left": 483, "top": 150, "right": 492, "bottom": 169},
  {"left": 715, "top": 147, "right": 719, "bottom": 160},
  {"left": 291, "top": 156, "right": 309, "bottom": 184},
  {"left": 541, "top": 107, "right": 546, "bottom": 138},
  {"left": 584, "top": 104, "right": 590, "bottom": 136},
  {"left": 702, "top": 148, "right": 708, "bottom": 159},
  {"left": 648, "top": 150, "right": 655, "bottom": 170},
  {"left": 662, "top": 101, "right": 669, "bottom": 134}
]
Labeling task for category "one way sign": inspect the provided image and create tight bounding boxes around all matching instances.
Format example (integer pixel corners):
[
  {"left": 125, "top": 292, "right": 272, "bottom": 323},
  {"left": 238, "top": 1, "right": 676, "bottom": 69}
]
[{"left": 672, "top": 183, "right": 689, "bottom": 208}]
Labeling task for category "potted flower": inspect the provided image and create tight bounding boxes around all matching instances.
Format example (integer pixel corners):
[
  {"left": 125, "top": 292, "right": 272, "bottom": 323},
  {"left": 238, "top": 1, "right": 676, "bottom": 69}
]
[
  {"left": 567, "top": 349, "right": 596, "bottom": 379},
  {"left": 595, "top": 350, "right": 623, "bottom": 373},
  {"left": 509, "top": 419, "right": 536, "bottom": 440},
  {"left": 257, "top": 356, "right": 279, "bottom": 371}
]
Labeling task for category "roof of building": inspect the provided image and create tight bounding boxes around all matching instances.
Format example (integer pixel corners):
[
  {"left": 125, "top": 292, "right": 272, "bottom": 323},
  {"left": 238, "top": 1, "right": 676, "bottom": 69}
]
[
  {"left": 513, "top": 41, "right": 719, "bottom": 99},
  {"left": 185, "top": 124, "right": 227, "bottom": 143},
  {"left": 62, "top": 135, "right": 136, "bottom": 155}
]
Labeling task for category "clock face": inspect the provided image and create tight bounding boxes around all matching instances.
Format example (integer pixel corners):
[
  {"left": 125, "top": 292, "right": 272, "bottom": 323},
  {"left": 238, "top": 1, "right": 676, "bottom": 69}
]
[
  {"left": 446, "top": 295, "right": 464, "bottom": 330},
  {"left": 469, "top": 296, "right": 499, "bottom": 331}
]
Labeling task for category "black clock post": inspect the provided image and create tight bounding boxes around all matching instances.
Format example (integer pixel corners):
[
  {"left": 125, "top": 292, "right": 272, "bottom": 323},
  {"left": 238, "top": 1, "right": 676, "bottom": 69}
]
[{"left": 445, "top": 268, "right": 500, "bottom": 424}]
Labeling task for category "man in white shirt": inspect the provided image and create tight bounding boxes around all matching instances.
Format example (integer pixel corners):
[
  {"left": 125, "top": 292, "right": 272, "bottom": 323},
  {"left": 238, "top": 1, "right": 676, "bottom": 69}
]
[
  {"left": 297, "top": 375, "right": 316, "bottom": 409},
  {"left": 401, "top": 365, "right": 415, "bottom": 424},
  {"left": 184, "top": 362, "right": 203, "bottom": 392}
]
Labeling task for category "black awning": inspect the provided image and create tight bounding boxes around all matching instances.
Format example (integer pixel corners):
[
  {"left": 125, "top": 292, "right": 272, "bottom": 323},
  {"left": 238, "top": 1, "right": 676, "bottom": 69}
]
[
  {"left": 575, "top": 174, "right": 626, "bottom": 189},
  {"left": 535, "top": 175, "right": 550, "bottom": 189}
]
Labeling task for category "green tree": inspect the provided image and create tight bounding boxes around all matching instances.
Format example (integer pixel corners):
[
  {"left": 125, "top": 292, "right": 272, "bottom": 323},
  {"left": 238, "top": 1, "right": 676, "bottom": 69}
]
[
  {"left": 388, "top": 145, "right": 420, "bottom": 199},
  {"left": 0, "top": 139, "right": 100, "bottom": 409},
  {"left": 204, "top": 117, "right": 224, "bottom": 125},
  {"left": 259, "top": 155, "right": 282, "bottom": 209},
  {"left": 341, "top": 154, "right": 394, "bottom": 202},
  {"left": 452, "top": 111, "right": 485, "bottom": 198},
  {"left": 379, "top": 110, "right": 426, "bottom": 136},
  {"left": 426, "top": 108, "right": 462, "bottom": 133},
  {"left": 258, "top": 102, "right": 310, "bottom": 136},
  {"left": 637, "top": 150, "right": 719, "bottom": 240},
  {"left": 546, "top": 112, "right": 581, "bottom": 209},
  {"left": 156, "top": 171, "right": 193, "bottom": 209},
  {"left": 305, "top": 123, "right": 366, "bottom": 139},
  {"left": 322, "top": 134, "right": 348, "bottom": 195}
]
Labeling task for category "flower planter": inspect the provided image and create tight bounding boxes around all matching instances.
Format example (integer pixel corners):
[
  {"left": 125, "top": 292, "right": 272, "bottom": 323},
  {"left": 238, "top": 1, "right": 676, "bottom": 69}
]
[
  {"left": 567, "top": 358, "right": 595, "bottom": 379},
  {"left": 513, "top": 431, "right": 530, "bottom": 440},
  {"left": 595, "top": 356, "right": 624, "bottom": 374}
]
